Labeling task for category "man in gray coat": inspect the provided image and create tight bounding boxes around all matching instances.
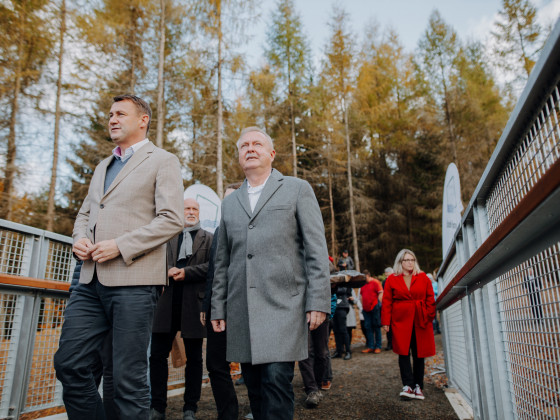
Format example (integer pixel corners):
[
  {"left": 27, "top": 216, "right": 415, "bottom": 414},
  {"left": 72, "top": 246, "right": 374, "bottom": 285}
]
[{"left": 211, "top": 127, "right": 331, "bottom": 420}]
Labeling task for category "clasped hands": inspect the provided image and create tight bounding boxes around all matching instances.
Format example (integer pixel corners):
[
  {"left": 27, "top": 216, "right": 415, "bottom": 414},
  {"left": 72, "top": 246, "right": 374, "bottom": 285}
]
[{"left": 73, "top": 238, "right": 120, "bottom": 263}]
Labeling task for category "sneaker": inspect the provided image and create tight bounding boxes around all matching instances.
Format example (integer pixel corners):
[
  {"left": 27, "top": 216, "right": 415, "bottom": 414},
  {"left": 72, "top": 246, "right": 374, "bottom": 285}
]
[
  {"left": 343, "top": 352, "right": 352, "bottom": 360},
  {"left": 183, "top": 410, "right": 196, "bottom": 420},
  {"left": 150, "top": 408, "right": 166, "bottom": 420},
  {"left": 413, "top": 384, "right": 425, "bottom": 400},
  {"left": 244, "top": 414, "right": 254, "bottom": 420},
  {"left": 321, "top": 381, "right": 332, "bottom": 390},
  {"left": 331, "top": 351, "right": 342, "bottom": 358},
  {"left": 305, "top": 391, "right": 322, "bottom": 408},
  {"left": 374, "top": 348, "right": 382, "bottom": 354},
  {"left": 361, "top": 348, "right": 375, "bottom": 353},
  {"left": 399, "top": 385, "right": 415, "bottom": 399}
]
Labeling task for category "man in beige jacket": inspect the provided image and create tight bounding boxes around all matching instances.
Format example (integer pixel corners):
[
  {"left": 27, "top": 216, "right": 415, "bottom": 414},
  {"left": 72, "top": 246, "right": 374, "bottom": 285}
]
[{"left": 54, "top": 94, "right": 184, "bottom": 420}]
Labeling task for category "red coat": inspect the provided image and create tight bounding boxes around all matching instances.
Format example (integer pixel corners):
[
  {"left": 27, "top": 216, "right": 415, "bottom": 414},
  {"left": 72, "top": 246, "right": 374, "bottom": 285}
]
[{"left": 381, "top": 272, "right": 436, "bottom": 358}]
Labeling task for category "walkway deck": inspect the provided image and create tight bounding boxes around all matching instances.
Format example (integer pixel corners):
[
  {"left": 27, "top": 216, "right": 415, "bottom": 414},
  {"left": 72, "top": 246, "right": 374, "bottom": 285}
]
[{"left": 166, "top": 335, "right": 459, "bottom": 420}]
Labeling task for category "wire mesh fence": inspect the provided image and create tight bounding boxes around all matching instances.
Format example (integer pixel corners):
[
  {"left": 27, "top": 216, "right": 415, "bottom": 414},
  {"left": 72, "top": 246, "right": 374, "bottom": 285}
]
[{"left": 496, "top": 243, "right": 560, "bottom": 419}]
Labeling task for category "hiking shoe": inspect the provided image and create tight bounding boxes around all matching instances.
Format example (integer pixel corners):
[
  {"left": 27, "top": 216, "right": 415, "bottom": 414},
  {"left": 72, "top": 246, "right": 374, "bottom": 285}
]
[
  {"left": 414, "top": 384, "right": 425, "bottom": 400},
  {"left": 305, "top": 391, "right": 322, "bottom": 408},
  {"left": 150, "top": 408, "right": 165, "bottom": 420},
  {"left": 361, "top": 348, "right": 375, "bottom": 353},
  {"left": 399, "top": 385, "right": 415, "bottom": 399},
  {"left": 374, "top": 348, "right": 382, "bottom": 354},
  {"left": 321, "top": 381, "right": 332, "bottom": 390}
]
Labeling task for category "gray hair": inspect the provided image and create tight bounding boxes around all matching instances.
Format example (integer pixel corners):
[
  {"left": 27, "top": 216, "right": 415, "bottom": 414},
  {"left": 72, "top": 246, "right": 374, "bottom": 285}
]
[
  {"left": 393, "top": 249, "right": 422, "bottom": 276},
  {"left": 236, "top": 126, "right": 274, "bottom": 149}
]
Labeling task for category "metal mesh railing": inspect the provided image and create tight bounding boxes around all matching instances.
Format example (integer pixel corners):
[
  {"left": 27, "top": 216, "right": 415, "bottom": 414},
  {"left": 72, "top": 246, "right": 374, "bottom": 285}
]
[
  {"left": 24, "top": 297, "right": 66, "bottom": 412},
  {"left": 443, "top": 300, "right": 472, "bottom": 404},
  {"left": 486, "top": 83, "right": 560, "bottom": 232},
  {"left": 0, "top": 229, "right": 29, "bottom": 276},
  {"left": 0, "top": 293, "right": 21, "bottom": 416},
  {"left": 44, "top": 241, "right": 74, "bottom": 283},
  {"left": 496, "top": 243, "right": 560, "bottom": 419}
]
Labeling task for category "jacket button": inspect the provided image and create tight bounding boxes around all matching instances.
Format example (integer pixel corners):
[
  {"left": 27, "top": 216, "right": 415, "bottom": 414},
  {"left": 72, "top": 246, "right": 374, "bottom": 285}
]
[
  {"left": 247, "top": 254, "right": 253, "bottom": 259},
  {"left": 249, "top": 224, "right": 254, "bottom": 229},
  {"left": 100, "top": 204, "right": 105, "bottom": 209}
]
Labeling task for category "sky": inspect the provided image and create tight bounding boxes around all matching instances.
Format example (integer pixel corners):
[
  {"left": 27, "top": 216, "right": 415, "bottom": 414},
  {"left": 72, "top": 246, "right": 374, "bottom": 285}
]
[
  {"left": 14, "top": 0, "right": 560, "bottom": 199},
  {"left": 244, "top": 0, "right": 560, "bottom": 66}
]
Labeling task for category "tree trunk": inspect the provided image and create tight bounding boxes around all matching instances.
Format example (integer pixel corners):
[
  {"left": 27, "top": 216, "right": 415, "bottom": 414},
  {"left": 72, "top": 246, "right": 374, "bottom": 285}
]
[
  {"left": 216, "top": 0, "right": 224, "bottom": 198},
  {"left": 155, "top": 0, "right": 166, "bottom": 148},
  {"left": 344, "top": 103, "right": 359, "bottom": 271},
  {"left": 47, "top": 0, "right": 66, "bottom": 232},
  {"left": 3, "top": 13, "right": 24, "bottom": 221},
  {"left": 327, "top": 135, "right": 337, "bottom": 257}
]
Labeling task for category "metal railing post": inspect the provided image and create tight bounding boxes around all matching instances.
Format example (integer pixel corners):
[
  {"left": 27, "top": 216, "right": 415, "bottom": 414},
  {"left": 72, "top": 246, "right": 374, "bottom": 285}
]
[{"left": 6, "top": 292, "right": 39, "bottom": 419}]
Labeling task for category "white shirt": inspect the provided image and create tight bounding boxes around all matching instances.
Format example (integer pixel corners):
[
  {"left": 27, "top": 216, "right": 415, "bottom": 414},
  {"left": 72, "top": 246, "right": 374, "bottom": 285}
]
[
  {"left": 247, "top": 175, "right": 270, "bottom": 212},
  {"left": 112, "top": 138, "right": 149, "bottom": 162}
]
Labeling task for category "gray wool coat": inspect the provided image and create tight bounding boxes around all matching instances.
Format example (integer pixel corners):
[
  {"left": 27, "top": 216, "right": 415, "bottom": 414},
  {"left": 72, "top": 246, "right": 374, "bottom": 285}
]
[{"left": 211, "top": 169, "right": 331, "bottom": 364}]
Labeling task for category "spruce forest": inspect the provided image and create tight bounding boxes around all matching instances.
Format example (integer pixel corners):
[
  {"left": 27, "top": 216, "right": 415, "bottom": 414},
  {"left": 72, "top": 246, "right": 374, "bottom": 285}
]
[{"left": 0, "top": 0, "right": 550, "bottom": 274}]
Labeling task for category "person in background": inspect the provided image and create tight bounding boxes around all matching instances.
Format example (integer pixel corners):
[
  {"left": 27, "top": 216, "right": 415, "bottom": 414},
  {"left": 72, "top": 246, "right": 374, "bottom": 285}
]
[
  {"left": 200, "top": 183, "right": 242, "bottom": 420},
  {"left": 427, "top": 273, "right": 441, "bottom": 334},
  {"left": 332, "top": 285, "right": 352, "bottom": 360},
  {"left": 337, "top": 250, "right": 355, "bottom": 271},
  {"left": 382, "top": 267, "right": 394, "bottom": 351},
  {"left": 360, "top": 270, "right": 383, "bottom": 354},
  {"left": 150, "top": 198, "right": 213, "bottom": 420},
  {"left": 381, "top": 249, "right": 435, "bottom": 400},
  {"left": 346, "top": 289, "right": 357, "bottom": 344},
  {"left": 523, "top": 267, "right": 543, "bottom": 320}
]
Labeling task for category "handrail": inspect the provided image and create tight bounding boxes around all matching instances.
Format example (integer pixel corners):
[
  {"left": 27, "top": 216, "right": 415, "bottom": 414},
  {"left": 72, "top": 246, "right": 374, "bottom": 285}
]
[
  {"left": 437, "top": 159, "right": 560, "bottom": 310},
  {"left": 0, "top": 273, "right": 70, "bottom": 293}
]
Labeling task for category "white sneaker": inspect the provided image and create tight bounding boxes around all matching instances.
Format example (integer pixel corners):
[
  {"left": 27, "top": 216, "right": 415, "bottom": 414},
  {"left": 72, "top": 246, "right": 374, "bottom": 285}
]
[
  {"left": 399, "top": 385, "right": 415, "bottom": 399},
  {"left": 413, "top": 384, "right": 425, "bottom": 400}
]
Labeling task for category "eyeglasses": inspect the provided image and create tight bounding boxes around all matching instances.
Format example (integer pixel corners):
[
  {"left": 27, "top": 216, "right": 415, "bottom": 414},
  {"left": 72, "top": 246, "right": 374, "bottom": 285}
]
[{"left": 402, "top": 259, "right": 415, "bottom": 263}]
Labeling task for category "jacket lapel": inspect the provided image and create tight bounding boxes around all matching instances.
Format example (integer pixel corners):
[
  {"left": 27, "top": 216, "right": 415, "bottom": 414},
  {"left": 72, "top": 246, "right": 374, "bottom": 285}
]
[
  {"left": 103, "top": 141, "right": 154, "bottom": 198},
  {"left": 236, "top": 181, "right": 252, "bottom": 218},
  {"left": 249, "top": 169, "right": 283, "bottom": 222},
  {"left": 97, "top": 156, "right": 113, "bottom": 198}
]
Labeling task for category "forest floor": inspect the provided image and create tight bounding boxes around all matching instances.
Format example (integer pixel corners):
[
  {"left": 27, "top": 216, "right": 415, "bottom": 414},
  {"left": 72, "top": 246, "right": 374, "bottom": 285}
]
[{"left": 166, "top": 333, "right": 458, "bottom": 420}]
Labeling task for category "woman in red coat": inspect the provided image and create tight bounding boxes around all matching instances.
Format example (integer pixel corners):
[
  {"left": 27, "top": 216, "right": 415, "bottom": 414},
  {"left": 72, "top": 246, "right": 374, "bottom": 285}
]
[{"left": 381, "top": 248, "right": 436, "bottom": 400}]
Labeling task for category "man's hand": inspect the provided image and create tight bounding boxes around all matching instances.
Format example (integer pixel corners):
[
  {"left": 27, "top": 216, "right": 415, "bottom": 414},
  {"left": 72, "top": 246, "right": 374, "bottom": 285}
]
[
  {"left": 73, "top": 238, "right": 94, "bottom": 261},
  {"left": 168, "top": 267, "right": 185, "bottom": 281},
  {"left": 306, "top": 311, "right": 327, "bottom": 331},
  {"left": 200, "top": 312, "right": 206, "bottom": 327},
  {"left": 211, "top": 319, "right": 226, "bottom": 333},
  {"left": 90, "top": 239, "right": 121, "bottom": 263},
  {"left": 383, "top": 325, "right": 390, "bottom": 332}
]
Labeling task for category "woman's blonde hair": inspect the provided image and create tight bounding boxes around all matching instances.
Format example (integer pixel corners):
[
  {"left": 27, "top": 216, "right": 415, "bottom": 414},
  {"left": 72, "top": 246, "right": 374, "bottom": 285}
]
[{"left": 393, "top": 248, "right": 422, "bottom": 275}]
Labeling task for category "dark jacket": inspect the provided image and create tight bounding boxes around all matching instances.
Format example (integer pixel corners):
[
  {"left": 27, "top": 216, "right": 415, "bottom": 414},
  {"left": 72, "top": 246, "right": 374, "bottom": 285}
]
[
  {"left": 335, "top": 286, "right": 352, "bottom": 310},
  {"left": 201, "top": 226, "right": 219, "bottom": 315},
  {"left": 152, "top": 228, "right": 213, "bottom": 338}
]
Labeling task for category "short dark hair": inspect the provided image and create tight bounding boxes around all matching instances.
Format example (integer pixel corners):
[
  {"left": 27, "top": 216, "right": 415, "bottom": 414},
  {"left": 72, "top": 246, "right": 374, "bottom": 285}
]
[
  {"left": 113, "top": 94, "right": 152, "bottom": 133},
  {"left": 363, "top": 269, "right": 370, "bottom": 276},
  {"left": 226, "top": 182, "right": 243, "bottom": 191}
]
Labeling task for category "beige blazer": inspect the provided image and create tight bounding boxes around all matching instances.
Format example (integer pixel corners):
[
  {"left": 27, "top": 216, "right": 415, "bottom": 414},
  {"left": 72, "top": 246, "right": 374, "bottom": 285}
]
[{"left": 73, "top": 141, "right": 184, "bottom": 286}]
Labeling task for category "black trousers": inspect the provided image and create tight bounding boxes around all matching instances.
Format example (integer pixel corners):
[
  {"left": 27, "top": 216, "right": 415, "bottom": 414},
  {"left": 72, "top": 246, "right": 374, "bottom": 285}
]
[
  {"left": 241, "top": 362, "right": 295, "bottom": 420},
  {"left": 398, "top": 328, "right": 425, "bottom": 389},
  {"left": 150, "top": 332, "right": 203, "bottom": 413},
  {"left": 333, "top": 307, "right": 351, "bottom": 354},
  {"left": 299, "top": 320, "right": 329, "bottom": 394},
  {"left": 54, "top": 277, "right": 157, "bottom": 420},
  {"left": 206, "top": 317, "right": 238, "bottom": 420}
]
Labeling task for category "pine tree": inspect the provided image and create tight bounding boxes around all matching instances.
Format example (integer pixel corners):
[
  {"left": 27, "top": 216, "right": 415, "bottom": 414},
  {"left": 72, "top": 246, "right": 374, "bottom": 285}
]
[
  {"left": 265, "top": 0, "right": 311, "bottom": 178},
  {"left": 0, "top": 0, "right": 54, "bottom": 220}
]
